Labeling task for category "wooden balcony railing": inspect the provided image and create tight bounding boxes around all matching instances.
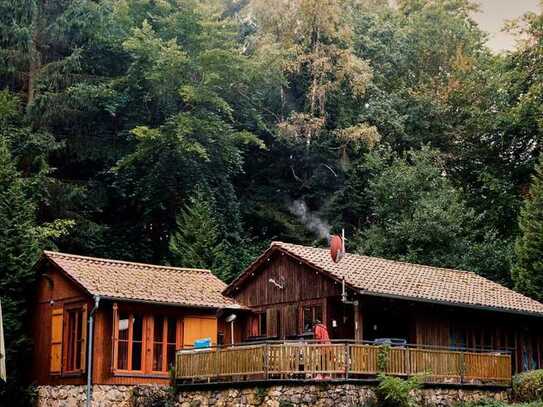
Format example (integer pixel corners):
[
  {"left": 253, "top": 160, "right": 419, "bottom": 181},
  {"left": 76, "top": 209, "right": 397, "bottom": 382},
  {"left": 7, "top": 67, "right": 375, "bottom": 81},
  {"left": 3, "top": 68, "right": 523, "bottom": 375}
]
[{"left": 175, "top": 341, "right": 512, "bottom": 387}]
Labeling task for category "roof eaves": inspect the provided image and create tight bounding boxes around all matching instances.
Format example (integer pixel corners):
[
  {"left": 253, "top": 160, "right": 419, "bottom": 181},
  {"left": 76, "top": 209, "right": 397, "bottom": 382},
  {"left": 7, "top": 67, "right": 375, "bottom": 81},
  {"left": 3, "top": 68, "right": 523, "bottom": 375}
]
[
  {"left": 223, "top": 244, "right": 278, "bottom": 295},
  {"left": 43, "top": 250, "right": 213, "bottom": 274},
  {"left": 97, "top": 295, "right": 245, "bottom": 310},
  {"left": 223, "top": 242, "right": 358, "bottom": 296},
  {"left": 358, "top": 288, "right": 543, "bottom": 318}
]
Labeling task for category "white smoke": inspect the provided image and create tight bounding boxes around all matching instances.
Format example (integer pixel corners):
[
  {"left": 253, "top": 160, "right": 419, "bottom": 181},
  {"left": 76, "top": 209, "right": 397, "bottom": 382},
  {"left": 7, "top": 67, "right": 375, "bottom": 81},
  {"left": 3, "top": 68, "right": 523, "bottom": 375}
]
[{"left": 289, "top": 199, "right": 331, "bottom": 240}]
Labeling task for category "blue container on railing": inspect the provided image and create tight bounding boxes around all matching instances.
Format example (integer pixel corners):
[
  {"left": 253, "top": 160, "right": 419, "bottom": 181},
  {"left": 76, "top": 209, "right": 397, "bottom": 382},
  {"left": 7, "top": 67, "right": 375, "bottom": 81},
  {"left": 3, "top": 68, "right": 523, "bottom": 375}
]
[{"left": 193, "top": 337, "right": 211, "bottom": 349}]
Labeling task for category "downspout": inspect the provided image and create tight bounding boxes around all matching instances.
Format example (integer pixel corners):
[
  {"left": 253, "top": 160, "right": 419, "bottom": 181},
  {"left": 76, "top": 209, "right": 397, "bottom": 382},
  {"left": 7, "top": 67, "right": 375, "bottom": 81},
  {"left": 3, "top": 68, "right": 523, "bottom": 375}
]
[{"left": 86, "top": 296, "right": 100, "bottom": 407}]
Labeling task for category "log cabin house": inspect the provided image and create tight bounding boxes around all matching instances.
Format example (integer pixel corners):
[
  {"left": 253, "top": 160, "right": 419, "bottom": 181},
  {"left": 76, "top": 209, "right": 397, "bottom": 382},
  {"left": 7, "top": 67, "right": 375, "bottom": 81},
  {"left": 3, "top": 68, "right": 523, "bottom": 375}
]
[
  {"left": 30, "top": 241, "right": 543, "bottom": 394},
  {"left": 221, "top": 242, "right": 543, "bottom": 375},
  {"left": 30, "top": 251, "right": 242, "bottom": 390}
]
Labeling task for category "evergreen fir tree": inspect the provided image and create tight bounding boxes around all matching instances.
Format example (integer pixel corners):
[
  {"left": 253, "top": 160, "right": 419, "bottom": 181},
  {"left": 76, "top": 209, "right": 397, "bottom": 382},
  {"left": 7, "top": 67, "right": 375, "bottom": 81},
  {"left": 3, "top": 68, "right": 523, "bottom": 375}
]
[
  {"left": 169, "top": 189, "right": 232, "bottom": 281},
  {"left": 512, "top": 155, "right": 543, "bottom": 301},
  {"left": 0, "top": 139, "right": 40, "bottom": 404}
]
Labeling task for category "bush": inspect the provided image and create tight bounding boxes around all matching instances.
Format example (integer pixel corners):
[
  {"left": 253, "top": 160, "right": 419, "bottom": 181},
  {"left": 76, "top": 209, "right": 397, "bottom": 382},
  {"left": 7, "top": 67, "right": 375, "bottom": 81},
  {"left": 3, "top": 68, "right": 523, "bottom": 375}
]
[
  {"left": 513, "top": 370, "right": 543, "bottom": 402},
  {"left": 375, "top": 373, "right": 421, "bottom": 407}
]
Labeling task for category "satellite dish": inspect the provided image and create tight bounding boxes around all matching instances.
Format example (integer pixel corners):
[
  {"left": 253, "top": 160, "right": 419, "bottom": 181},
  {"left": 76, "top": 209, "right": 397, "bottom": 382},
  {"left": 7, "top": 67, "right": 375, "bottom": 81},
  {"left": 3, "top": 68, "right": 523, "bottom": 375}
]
[
  {"left": 225, "top": 314, "right": 237, "bottom": 323},
  {"left": 330, "top": 234, "right": 344, "bottom": 263}
]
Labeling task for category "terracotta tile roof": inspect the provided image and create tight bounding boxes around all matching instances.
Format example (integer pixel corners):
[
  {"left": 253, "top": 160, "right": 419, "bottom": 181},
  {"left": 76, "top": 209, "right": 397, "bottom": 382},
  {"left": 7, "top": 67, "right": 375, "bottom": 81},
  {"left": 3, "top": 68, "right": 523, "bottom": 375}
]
[
  {"left": 265, "top": 242, "right": 543, "bottom": 316},
  {"left": 43, "top": 251, "right": 241, "bottom": 309}
]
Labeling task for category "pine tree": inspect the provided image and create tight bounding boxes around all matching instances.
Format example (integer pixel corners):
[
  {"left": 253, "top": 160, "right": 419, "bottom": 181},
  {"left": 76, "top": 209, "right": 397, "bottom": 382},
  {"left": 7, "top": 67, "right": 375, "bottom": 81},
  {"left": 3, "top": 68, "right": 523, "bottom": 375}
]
[
  {"left": 169, "top": 189, "right": 232, "bottom": 281},
  {"left": 512, "top": 155, "right": 543, "bottom": 301},
  {"left": 0, "top": 139, "right": 40, "bottom": 404}
]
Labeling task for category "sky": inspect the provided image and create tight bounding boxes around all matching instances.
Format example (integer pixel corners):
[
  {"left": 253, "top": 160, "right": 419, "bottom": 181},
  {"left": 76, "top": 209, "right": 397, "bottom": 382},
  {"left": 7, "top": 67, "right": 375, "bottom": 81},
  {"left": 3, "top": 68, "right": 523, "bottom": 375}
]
[{"left": 472, "top": 0, "right": 541, "bottom": 52}]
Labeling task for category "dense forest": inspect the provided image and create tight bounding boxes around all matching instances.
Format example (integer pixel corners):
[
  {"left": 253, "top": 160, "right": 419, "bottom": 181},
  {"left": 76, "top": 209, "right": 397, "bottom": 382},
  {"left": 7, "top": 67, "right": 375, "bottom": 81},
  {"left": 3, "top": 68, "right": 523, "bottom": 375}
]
[{"left": 1, "top": 0, "right": 543, "bottom": 403}]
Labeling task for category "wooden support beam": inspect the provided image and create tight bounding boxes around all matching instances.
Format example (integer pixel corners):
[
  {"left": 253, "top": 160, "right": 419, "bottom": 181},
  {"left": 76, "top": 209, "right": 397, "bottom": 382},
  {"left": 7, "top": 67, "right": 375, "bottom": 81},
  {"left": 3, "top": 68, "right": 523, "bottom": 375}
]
[{"left": 354, "top": 304, "right": 363, "bottom": 342}]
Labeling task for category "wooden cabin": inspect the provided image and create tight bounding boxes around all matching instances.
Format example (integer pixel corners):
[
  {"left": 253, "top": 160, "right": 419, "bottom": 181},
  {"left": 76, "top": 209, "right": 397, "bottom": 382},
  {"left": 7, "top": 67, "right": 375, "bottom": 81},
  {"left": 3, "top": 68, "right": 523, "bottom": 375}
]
[
  {"left": 30, "top": 251, "right": 242, "bottom": 387},
  {"left": 223, "top": 242, "right": 543, "bottom": 374}
]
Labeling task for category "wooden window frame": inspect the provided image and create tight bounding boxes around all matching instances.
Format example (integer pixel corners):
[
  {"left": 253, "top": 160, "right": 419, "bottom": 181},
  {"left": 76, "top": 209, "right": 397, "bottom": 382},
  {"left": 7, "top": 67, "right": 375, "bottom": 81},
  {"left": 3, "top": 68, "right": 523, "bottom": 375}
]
[
  {"left": 257, "top": 312, "right": 267, "bottom": 337},
  {"left": 112, "top": 304, "right": 184, "bottom": 376},
  {"left": 151, "top": 316, "right": 178, "bottom": 374},
  {"left": 62, "top": 303, "right": 88, "bottom": 375},
  {"left": 112, "top": 308, "right": 145, "bottom": 374},
  {"left": 299, "top": 299, "right": 326, "bottom": 334}
]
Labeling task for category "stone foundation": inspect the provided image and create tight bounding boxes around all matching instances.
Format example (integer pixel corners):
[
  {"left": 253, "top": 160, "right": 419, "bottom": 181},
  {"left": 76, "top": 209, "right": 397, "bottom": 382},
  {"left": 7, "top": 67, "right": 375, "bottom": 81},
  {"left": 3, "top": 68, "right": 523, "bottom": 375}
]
[{"left": 36, "top": 383, "right": 509, "bottom": 407}]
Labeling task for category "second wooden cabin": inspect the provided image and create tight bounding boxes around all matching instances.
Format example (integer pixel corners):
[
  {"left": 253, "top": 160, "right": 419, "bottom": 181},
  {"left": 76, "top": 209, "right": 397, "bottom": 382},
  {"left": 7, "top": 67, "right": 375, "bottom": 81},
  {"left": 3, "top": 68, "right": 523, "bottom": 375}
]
[{"left": 223, "top": 241, "right": 543, "bottom": 374}]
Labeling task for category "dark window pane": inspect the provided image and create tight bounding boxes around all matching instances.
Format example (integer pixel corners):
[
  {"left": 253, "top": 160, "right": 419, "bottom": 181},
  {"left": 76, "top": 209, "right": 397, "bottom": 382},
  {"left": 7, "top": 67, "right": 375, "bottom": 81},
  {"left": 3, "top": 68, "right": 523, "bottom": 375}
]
[
  {"left": 66, "top": 311, "right": 76, "bottom": 371},
  {"left": 66, "top": 309, "right": 84, "bottom": 371},
  {"left": 303, "top": 307, "right": 312, "bottom": 332},
  {"left": 154, "top": 316, "right": 164, "bottom": 342},
  {"left": 118, "top": 341, "right": 128, "bottom": 370},
  {"left": 153, "top": 343, "right": 163, "bottom": 371},
  {"left": 314, "top": 306, "right": 323, "bottom": 323},
  {"left": 132, "top": 342, "right": 142, "bottom": 370},
  {"left": 119, "top": 313, "right": 129, "bottom": 341},
  {"left": 167, "top": 344, "right": 176, "bottom": 369},
  {"left": 132, "top": 314, "right": 143, "bottom": 341},
  {"left": 167, "top": 318, "right": 176, "bottom": 344},
  {"left": 259, "top": 313, "right": 267, "bottom": 336}
]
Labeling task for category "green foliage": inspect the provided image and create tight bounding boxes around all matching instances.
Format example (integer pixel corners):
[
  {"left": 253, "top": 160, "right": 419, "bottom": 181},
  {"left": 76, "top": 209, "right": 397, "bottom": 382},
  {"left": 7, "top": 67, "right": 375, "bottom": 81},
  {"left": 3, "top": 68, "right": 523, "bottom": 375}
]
[
  {"left": 353, "top": 147, "right": 511, "bottom": 279},
  {"left": 512, "top": 154, "right": 543, "bottom": 300},
  {"left": 169, "top": 188, "right": 231, "bottom": 280},
  {"left": 375, "top": 373, "right": 421, "bottom": 407},
  {"left": 377, "top": 344, "right": 390, "bottom": 372},
  {"left": 0, "top": 138, "right": 40, "bottom": 404},
  {"left": 512, "top": 154, "right": 543, "bottom": 299},
  {"left": 513, "top": 370, "right": 543, "bottom": 403}
]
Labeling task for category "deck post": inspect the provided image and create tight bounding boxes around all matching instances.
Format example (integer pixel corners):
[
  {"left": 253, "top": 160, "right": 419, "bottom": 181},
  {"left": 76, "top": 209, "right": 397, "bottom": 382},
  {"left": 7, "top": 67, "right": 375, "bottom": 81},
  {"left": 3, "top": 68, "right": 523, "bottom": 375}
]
[
  {"left": 265, "top": 343, "right": 270, "bottom": 380},
  {"left": 344, "top": 343, "right": 349, "bottom": 379},
  {"left": 405, "top": 347, "right": 410, "bottom": 376},
  {"left": 215, "top": 347, "right": 220, "bottom": 383},
  {"left": 460, "top": 351, "right": 465, "bottom": 384}
]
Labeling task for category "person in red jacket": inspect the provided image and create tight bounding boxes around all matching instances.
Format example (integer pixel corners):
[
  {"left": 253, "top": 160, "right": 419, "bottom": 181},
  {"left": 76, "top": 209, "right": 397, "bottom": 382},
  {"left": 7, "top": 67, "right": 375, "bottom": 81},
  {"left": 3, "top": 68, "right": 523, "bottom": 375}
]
[
  {"left": 313, "top": 319, "right": 330, "bottom": 343},
  {"left": 312, "top": 319, "right": 331, "bottom": 380}
]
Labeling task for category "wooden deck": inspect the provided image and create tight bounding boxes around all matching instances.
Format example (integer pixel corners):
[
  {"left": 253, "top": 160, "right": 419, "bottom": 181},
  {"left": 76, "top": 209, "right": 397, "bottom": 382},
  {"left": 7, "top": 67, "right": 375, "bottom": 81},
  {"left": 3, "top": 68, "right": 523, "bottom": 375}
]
[{"left": 175, "top": 341, "right": 512, "bottom": 386}]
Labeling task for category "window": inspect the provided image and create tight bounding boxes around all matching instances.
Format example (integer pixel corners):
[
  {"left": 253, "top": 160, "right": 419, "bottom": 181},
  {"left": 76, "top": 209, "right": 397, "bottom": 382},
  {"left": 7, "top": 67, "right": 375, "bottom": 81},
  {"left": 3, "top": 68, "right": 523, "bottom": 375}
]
[
  {"left": 152, "top": 316, "right": 177, "bottom": 372},
  {"left": 116, "top": 312, "right": 144, "bottom": 371},
  {"left": 112, "top": 304, "right": 187, "bottom": 375},
  {"left": 49, "top": 304, "right": 87, "bottom": 375},
  {"left": 65, "top": 308, "right": 84, "bottom": 372},
  {"left": 302, "top": 304, "right": 323, "bottom": 333},
  {"left": 449, "top": 325, "right": 467, "bottom": 350},
  {"left": 259, "top": 313, "right": 267, "bottom": 336}
]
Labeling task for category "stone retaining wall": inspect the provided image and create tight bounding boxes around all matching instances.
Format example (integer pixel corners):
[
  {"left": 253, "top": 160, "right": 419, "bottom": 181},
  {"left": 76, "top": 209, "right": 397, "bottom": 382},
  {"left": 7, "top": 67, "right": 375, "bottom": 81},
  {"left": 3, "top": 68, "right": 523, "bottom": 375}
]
[{"left": 36, "top": 383, "right": 509, "bottom": 407}]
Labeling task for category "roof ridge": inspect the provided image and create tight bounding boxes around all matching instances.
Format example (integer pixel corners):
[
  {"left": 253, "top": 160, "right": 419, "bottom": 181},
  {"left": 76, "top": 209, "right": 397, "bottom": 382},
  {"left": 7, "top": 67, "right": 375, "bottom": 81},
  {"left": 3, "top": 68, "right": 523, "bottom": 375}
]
[
  {"left": 43, "top": 250, "right": 212, "bottom": 274},
  {"left": 272, "top": 241, "right": 473, "bottom": 275}
]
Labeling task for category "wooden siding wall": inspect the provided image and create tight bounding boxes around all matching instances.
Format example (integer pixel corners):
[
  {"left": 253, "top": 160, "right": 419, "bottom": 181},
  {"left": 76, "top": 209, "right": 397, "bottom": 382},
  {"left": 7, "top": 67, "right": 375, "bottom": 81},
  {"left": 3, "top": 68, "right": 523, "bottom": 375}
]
[
  {"left": 232, "top": 252, "right": 342, "bottom": 339},
  {"left": 31, "top": 263, "right": 91, "bottom": 385},
  {"left": 233, "top": 252, "right": 340, "bottom": 307},
  {"left": 31, "top": 262, "right": 228, "bottom": 386},
  {"left": 93, "top": 301, "right": 223, "bottom": 384},
  {"left": 363, "top": 297, "right": 543, "bottom": 374}
]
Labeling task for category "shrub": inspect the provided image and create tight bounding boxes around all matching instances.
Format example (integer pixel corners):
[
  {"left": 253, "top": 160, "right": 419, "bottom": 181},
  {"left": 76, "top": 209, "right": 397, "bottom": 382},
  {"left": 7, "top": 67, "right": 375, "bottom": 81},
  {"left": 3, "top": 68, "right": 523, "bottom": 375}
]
[
  {"left": 375, "top": 373, "right": 421, "bottom": 407},
  {"left": 513, "top": 370, "right": 543, "bottom": 402}
]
